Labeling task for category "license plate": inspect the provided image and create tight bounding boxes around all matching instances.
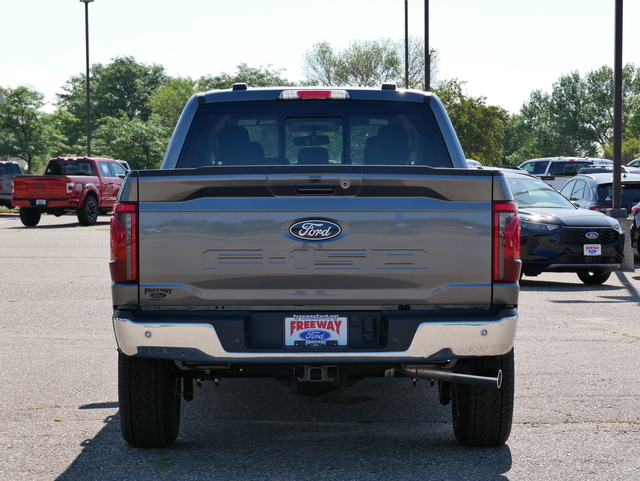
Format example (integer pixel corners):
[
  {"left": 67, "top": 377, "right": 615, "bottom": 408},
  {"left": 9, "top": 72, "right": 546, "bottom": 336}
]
[
  {"left": 285, "top": 315, "right": 348, "bottom": 347},
  {"left": 584, "top": 244, "right": 601, "bottom": 256},
  {"left": 36, "top": 199, "right": 46, "bottom": 206}
]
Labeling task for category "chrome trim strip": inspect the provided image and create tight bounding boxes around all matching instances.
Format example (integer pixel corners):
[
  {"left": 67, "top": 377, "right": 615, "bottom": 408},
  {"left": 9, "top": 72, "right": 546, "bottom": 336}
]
[{"left": 113, "top": 315, "right": 518, "bottom": 363}]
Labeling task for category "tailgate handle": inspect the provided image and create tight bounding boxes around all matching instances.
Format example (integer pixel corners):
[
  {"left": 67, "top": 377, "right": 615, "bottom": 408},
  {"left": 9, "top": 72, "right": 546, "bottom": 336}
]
[{"left": 293, "top": 183, "right": 338, "bottom": 195}]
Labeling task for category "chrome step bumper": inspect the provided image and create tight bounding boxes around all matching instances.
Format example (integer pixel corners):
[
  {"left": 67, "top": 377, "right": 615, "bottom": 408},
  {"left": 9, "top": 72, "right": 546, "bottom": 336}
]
[{"left": 113, "top": 310, "right": 518, "bottom": 364}]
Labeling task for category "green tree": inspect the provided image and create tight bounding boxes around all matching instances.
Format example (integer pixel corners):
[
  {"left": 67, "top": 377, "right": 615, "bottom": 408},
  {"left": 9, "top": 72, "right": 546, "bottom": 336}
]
[
  {"left": 504, "top": 89, "right": 575, "bottom": 162},
  {"left": 57, "top": 56, "right": 168, "bottom": 146},
  {"left": 148, "top": 64, "right": 295, "bottom": 129},
  {"left": 302, "top": 37, "right": 437, "bottom": 90},
  {"left": 0, "top": 86, "right": 67, "bottom": 172},
  {"left": 505, "top": 64, "right": 640, "bottom": 162},
  {"left": 434, "top": 79, "right": 506, "bottom": 164},
  {"left": 92, "top": 115, "right": 171, "bottom": 170},
  {"left": 198, "top": 63, "right": 296, "bottom": 91},
  {"left": 147, "top": 77, "right": 197, "bottom": 129}
]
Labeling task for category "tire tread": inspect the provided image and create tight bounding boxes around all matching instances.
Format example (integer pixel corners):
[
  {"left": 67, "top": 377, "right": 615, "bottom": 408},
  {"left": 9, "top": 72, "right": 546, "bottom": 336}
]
[
  {"left": 118, "top": 353, "right": 181, "bottom": 448},
  {"left": 452, "top": 350, "right": 514, "bottom": 446}
]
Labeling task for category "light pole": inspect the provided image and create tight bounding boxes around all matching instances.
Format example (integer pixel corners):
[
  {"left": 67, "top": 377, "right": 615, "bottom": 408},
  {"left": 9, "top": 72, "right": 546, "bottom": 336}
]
[
  {"left": 424, "top": 0, "right": 430, "bottom": 91},
  {"left": 611, "top": 0, "right": 623, "bottom": 216},
  {"left": 404, "top": 0, "right": 409, "bottom": 89},
  {"left": 80, "top": 0, "right": 94, "bottom": 157}
]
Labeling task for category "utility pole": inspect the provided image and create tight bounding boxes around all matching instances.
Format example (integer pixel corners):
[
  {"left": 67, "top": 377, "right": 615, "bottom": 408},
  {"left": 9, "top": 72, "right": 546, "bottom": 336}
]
[
  {"left": 404, "top": 0, "right": 409, "bottom": 89},
  {"left": 80, "top": 0, "right": 94, "bottom": 157},
  {"left": 424, "top": 0, "right": 430, "bottom": 91},
  {"left": 611, "top": 0, "right": 623, "bottom": 216}
]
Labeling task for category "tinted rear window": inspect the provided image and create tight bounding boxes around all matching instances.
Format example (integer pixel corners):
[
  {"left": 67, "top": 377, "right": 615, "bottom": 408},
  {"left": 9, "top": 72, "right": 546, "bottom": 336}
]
[
  {"left": 176, "top": 100, "right": 452, "bottom": 168},
  {"left": 596, "top": 183, "right": 640, "bottom": 205},
  {"left": 0, "top": 163, "right": 22, "bottom": 175},
  {"left": 46, "top": 160, "right": 95, "bottom": 176},
  {"left": 548, "top": 161, "right": 592, "bottom": 176}
]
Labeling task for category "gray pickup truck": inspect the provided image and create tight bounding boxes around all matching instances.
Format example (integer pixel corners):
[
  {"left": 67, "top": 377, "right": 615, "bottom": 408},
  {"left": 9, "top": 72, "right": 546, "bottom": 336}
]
[{"left": 110, "top": 84, "right": 521, "bottom": 448}]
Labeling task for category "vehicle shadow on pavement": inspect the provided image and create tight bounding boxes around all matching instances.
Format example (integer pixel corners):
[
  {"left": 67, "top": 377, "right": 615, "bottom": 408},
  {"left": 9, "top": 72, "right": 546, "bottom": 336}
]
[
  {"left": 8, "top": 220, "right": 110, "bottom": 229},
  {"left": 56, "top": 379, "right": 513, "bottom": 481},
  {"left": 520, "top": 278, "right": 622, "bottom": 291},
  {"left": 521, "top": 271, "right": 640, "bottom": 307}
]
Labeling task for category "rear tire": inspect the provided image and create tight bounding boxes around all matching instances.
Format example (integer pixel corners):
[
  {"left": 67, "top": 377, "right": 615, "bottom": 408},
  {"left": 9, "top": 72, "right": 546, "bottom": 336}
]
[
  {"left": 77, "top": 195, "right": 98, "bottom": 226},
  {"left": 118, "top": 352, "right": 181, "bottom": 448},
  {"left": 451, "top": 349, "right": 514, "bottom": 447},
  {"left": 577, "top": 270, "right": 611, "bottom": 285},
  {"left": 19, "top": 207, "right": 41, "bottom": 227}
]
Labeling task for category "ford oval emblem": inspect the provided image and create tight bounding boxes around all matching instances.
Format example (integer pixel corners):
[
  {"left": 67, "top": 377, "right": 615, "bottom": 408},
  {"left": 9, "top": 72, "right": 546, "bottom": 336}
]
[
  {"left": 585, "top": 232, "right": 599, "bottom": 240},
  {"left": 289, "top": 219, "right": 341, "bottom": 241},
  {"left": 300, "top": 330, "right": 332, "bottom": 341}
]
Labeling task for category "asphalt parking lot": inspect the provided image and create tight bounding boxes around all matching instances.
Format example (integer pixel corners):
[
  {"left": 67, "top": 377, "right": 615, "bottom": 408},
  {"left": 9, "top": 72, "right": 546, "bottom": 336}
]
[{"left": 1, "top": 211, "right": 640, "bottom": 481}]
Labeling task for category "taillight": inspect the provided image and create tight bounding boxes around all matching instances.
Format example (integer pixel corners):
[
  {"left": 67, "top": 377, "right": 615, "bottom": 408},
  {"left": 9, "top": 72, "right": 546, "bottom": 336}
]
[
  {"left": 588, "top": 206, "right": 608, "bottom": 213},
  {"left": 493, "top": 201, "right": 521, "bottom": 283},
  {"left": 66, "top": 182, "right": 76, "bottom": 194},
  {"left": 110, "top": 202, "right": 137, "bottom": 283}
]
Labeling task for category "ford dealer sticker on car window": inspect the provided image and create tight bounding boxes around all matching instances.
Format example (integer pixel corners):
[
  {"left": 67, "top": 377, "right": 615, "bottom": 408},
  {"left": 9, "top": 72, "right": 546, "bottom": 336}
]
[{"left": 285, "top": 314, "right": 348, "bottom": 346}]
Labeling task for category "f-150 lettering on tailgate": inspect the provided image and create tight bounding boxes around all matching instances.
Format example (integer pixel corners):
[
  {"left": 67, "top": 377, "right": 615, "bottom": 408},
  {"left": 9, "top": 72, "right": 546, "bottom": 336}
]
[{"left": 203, "top": 248, "right": 428, "bottom": 271}]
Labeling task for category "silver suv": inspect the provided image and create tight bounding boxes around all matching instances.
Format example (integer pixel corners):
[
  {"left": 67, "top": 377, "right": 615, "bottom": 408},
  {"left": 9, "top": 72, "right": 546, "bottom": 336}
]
[{"left": 519, "top": 157, "right": 613, "bottom": 190}]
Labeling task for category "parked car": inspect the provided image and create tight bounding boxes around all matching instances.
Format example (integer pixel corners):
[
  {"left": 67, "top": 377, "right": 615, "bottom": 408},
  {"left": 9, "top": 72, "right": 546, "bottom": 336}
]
[
  {"left": 559, "top": 172, "right": 640, "bottom": 215},
  {"left": 630, "top": 202, "right": 640, "bottom": 256},
  {"left": 503, "top": 170, "right": 624, "bottom": 284},
  {"left": 577, "top": 166, "right": 638, "bottom": 175},
  {"left": 627, "top": 158, "right": 640, "bottom": 168},
  {"left": 0, "top": 160, "right": 23, "bottom": 208},
  {"left": 110, "top": 85, "right": 521, "bottom": 448},
  {"left": 11, "top": 157, "right": 127, "bottom": 226},
  {"left": 117, "top": 160, "right": 131, "bottom": 171},
  {"left": 465, "top": 159, "right": 482, "bottom": 168},
  {"left": 519, "top": 157, "right": 613, "bottom": 190}
]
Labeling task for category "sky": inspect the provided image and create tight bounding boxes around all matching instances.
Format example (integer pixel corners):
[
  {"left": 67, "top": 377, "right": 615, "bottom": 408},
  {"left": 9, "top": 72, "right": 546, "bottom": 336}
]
[{"left": 2, "top": 0, "right": 639, "bottom": 114}]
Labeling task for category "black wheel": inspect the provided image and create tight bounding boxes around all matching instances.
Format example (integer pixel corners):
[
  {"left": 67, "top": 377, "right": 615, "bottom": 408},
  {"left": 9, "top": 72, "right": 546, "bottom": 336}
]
[
  {"left": 118, "top": 352, "right": 181, "bottom": 448},
  {"left": 576, "top": 270, "right": 611, "bottom": 285},
  {"left": 77, "top": 195, "right": 98, "bottom": 226},
  {"left": 451, "top": 349, "right": 514, "bottom": 447},
  {"left": 19, "top": 207, "right": 41, "bottom": 227}
]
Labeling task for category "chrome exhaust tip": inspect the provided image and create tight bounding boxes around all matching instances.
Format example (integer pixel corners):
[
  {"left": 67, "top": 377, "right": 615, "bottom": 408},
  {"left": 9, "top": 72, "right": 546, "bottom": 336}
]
[{"left": 401, "top": 366, "right": 502, "bottom": 389}]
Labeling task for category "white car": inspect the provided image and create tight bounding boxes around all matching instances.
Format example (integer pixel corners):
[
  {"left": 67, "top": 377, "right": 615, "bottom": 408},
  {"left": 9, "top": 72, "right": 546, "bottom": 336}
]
[
  {"left": 519, "top": 157, "right": 613, "bottom": 190},
  {"left": 466, "top": 159, "right": 482, "bottom": 168},
  {"left": 627, "top": 158, "right": 640, "bottom": 168}
]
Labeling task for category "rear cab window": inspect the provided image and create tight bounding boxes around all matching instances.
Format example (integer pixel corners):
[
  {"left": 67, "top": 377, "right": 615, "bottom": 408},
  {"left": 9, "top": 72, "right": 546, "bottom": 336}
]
[
  {"left": 0, "top": 163, "right": 22, "bottom": 175},
  {"left": 46, "top": 160, "right": 96, "bottom": 176},
  {"left": 548, "top": 161, "right": 592, "bottom": 177},
  {"left": 176, "top": 100, "right": 453, "bottom": 168}
]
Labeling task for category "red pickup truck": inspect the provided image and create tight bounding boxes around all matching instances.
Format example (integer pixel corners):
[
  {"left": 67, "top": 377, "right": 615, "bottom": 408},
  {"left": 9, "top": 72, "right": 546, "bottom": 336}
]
[{"left": 12, "top": 157, "right": 128, "bottom": 227}]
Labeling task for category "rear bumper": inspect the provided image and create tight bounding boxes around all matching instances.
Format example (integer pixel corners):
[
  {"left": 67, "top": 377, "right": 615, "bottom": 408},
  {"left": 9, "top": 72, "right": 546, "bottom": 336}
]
[
  {"left": 113, "top": 308, "right": 518, "bottom": 364},
  {"left": 12, "top": 198, "right": 77, "bottom": 209}
]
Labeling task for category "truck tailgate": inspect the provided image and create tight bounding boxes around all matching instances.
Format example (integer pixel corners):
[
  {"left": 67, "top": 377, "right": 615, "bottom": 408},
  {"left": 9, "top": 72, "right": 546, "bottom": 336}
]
[
  {"left": 13, "top": 176, "right": 69, "bottom": 199},
  {"left": 134, "top": 169, "right": 500, "bottom": 308}
]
